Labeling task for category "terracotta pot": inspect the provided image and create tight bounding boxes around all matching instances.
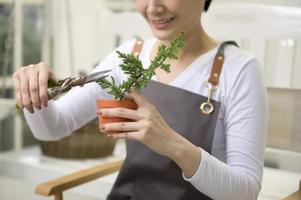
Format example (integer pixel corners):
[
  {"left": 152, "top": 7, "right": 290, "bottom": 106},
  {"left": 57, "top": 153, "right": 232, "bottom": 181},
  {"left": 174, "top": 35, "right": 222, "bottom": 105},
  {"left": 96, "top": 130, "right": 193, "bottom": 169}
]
[{"left": 97, "top": 99, "right": 138, "bottom": 125}]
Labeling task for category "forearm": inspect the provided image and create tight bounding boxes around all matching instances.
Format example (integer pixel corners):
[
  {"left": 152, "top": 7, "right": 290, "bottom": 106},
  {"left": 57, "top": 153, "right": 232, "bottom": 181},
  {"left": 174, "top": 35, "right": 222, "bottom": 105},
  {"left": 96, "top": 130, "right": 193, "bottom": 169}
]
[
  {"left": 166, "top": 131, "right": 261, "bottom": 200},
  {"left": 183, "top": 149, "right": 261, "bottom": 200},
  {"left": 24, "top": 100, "right": 70, "bottom": 140},
  {"left": 24, "top": 84, "right": 99, "bottom": 141},
  {"left": 167, "top": 130, "right": 202, "bottom": 178}
]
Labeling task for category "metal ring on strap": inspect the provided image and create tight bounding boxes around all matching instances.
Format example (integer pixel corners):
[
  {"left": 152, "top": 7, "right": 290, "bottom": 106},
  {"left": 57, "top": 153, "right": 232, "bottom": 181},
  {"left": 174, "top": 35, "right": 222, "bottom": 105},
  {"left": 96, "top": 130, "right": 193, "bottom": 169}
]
[{"left": 200, "top": 101, "right": 215, "bottom": 115}]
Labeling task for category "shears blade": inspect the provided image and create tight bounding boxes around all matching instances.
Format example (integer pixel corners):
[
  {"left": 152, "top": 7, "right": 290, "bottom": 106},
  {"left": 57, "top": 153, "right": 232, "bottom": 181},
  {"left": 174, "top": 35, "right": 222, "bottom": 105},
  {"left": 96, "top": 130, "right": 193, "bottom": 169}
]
[{"left": 84, "top": 69, "right": 111, "bottom": 84}]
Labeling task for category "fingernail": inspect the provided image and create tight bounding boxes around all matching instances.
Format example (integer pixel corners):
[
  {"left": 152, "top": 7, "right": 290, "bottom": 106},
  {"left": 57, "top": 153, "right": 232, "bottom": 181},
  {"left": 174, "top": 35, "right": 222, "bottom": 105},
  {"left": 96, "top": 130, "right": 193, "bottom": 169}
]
[
  {"left": 99, "top": 125, "right": 105, "bottom": 130},
  {"left": 96, "top": 109, "right": 102, "bottom": 115},
  {"left": 106, "top": 134, "right": 114, "bottom": 139},
  {"left": 99, "top": 126, "right": 104, "bottom": 133},
  {"left": 42, "top": 101, "right": 48, "bottom": 108}
]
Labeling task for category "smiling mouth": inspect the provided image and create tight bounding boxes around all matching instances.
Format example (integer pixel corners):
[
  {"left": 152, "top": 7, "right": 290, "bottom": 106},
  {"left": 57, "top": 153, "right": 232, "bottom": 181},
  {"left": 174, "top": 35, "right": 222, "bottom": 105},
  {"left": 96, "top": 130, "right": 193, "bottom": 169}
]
[{"left": 152, "top": 17, "right": 176, "bottom": 24}]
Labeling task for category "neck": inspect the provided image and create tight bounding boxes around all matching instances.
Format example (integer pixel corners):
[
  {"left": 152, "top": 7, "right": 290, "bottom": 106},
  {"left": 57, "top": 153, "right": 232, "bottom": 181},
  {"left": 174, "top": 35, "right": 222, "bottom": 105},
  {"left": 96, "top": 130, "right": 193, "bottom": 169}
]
[
  {"left": 182, "top": 27, "right": 218, "bottom": 58},
  {"left": 157, "top": 26, "right": 218, "bottom": 61}
]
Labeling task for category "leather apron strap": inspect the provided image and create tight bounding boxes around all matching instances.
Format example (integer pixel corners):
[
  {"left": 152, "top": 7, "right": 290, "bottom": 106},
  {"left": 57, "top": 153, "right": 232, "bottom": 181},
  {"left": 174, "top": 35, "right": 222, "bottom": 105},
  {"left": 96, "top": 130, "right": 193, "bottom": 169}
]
[
  {"left": 132, "top": 39, "right": 144, "bottom": 57},
  {"left": 201, "top": 40, "right": 239, "bottom": 115},
  {"left": 208, "top": 41, "right": 238, "bottom": 86}
]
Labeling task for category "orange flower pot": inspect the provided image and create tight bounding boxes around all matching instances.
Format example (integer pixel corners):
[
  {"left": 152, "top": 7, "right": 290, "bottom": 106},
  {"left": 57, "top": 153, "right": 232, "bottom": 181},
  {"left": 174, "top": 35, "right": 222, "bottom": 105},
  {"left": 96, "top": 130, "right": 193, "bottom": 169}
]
[{"left": 97, "top": 99, "right": 138, "bottom": 125}]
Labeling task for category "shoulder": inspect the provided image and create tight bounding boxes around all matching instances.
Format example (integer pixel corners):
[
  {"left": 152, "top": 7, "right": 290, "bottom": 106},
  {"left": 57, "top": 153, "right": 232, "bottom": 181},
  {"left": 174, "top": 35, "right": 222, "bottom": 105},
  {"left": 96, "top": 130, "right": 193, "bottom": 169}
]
[
  {"left": 218, "top": 44, "right": 265, "bottom": 106},
  {"left": 221, "top": 44, "right": 263, "bottom": 89},
  {"left": 116, "top": 37, "right": 156, "bottom": 53},
  {"left": 102, "top": 37, "right": 156, "bottom": 61},
  {"left": 223, "top": 44, "right": 260, "bottom": 73},
  {"left": 115, "top": 39, "right": 137, "bottom": 54},
  {"left": 94, "top": 39, "right": 138, "bottom": 69},
  {"left": 93, "top": 37, "right": 155, "bottom": 84}
]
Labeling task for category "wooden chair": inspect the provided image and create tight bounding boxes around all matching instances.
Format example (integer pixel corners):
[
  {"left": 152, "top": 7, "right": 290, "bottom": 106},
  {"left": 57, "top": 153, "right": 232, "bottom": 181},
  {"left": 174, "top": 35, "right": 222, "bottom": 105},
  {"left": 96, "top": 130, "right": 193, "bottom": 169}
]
[
  {"left": 283, "top": 180, "right": 301, "bottom": 200},
  {"left": 35, "top": 166, "right": 300, "bottom": 200},
  {"left": 35, "top": 159, "right": 123, "bottom": 200}
]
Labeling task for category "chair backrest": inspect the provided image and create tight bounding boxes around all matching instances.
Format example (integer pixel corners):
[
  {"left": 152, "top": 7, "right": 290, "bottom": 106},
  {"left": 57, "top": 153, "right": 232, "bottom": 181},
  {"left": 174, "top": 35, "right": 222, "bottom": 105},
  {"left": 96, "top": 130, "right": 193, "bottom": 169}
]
[{"left": 266, "top": 87, "right": 301, "bottom": 154}]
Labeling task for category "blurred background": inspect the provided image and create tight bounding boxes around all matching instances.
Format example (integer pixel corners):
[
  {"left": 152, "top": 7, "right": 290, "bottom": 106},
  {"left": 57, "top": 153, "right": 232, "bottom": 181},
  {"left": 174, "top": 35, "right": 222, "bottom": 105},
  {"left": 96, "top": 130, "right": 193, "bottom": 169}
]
[{"left": 0, "top": 0, "right": 300, "bottom": 199}]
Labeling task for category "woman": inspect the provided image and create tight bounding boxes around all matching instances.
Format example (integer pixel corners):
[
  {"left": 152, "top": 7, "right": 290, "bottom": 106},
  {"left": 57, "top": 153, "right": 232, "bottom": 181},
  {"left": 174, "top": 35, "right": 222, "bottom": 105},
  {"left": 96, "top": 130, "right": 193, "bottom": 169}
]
[{"left": 12, "top": 0, "right": 267, "bottom": 199}]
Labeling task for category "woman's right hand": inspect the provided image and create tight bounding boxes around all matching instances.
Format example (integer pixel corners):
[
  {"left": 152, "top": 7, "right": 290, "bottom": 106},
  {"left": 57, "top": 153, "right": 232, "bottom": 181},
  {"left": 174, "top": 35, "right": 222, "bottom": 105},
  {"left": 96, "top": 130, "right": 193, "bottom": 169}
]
[{"left": 12, "top": 62, "right": 56, "bottom": 113}]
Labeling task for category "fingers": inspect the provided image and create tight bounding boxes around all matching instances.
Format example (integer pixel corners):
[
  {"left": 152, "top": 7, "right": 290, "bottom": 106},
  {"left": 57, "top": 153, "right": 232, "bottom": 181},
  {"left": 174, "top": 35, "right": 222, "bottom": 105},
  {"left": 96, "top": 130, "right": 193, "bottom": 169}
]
[
  {"left": 19, "top": 68, "right": 34, "bottom": 113},
  {"left": 106, "top": 131, "right": 141, "bottom": 140},
  {"left": 28, "top": 67, "right": 41, "bottom": 109},
  {"left": 12, "top": 73, "right": 23, "bottom": 109},
  {"left": 99, "top": 107, "right": 143, "bottom": 121},
  {"left": 11, "top": 62, "right": 54, "bottom": 113},
  {"left": 100, "top": 121, "right": 144, "bottom": 133},
  {"left": 124, "top": 89, "right": 147, "bottom": 107},
  {"left": 38, "top": 64, "right": 52, "bottom": 107}
]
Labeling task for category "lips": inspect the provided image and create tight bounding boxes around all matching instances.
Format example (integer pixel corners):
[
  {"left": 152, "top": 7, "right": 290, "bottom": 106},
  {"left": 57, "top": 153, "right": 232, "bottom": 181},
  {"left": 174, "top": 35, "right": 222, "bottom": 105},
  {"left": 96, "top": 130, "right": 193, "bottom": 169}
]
[
  {"left": 150, "top": 17, "right": 176, "bottom": 30},
  {"left": 152, "top": 17, "right": 175, "bottom": 24}
]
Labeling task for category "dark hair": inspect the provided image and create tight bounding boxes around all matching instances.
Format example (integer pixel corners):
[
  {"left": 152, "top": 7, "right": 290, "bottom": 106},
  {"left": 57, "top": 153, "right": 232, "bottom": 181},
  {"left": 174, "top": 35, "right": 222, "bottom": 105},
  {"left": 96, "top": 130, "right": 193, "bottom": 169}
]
[{"left": 204, "top": 0, "right": 212, "bottom": 12}]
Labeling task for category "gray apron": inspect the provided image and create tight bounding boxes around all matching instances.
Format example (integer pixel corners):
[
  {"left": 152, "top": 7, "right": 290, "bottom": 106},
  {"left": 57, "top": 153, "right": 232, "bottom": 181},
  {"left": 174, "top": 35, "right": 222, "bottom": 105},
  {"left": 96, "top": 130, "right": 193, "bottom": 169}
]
[{"left": 107, "top": 41, "right": 238, "bottom": 200}]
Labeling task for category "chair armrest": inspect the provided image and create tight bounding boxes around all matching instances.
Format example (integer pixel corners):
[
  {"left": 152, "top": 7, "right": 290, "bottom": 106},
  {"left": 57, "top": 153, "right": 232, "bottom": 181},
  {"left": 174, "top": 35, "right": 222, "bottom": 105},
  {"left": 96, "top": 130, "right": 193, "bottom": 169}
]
[
  {"left": 283, "top": 180, "right": 301, "bottom": 200},
  {"left": 35, "top": 159, "right": 124, "bottom": 196}
]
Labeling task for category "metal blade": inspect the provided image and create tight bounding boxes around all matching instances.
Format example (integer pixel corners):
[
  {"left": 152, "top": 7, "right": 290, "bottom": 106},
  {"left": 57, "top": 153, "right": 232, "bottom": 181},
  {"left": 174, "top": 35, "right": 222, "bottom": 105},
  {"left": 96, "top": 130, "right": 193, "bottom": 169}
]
[{"left": 84, "top": 70, "right": 111, "bottom": 83}]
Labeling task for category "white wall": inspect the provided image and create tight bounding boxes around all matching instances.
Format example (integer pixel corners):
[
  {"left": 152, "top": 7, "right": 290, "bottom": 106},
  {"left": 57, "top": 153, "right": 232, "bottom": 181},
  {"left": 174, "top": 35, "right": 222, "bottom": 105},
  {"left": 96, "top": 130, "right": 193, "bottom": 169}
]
[
  {"left": 50, "top": 0, "right": 107, "bottom": 77},
  {"left": 50, "top": 0, "right": 153, "bottom": 77}
]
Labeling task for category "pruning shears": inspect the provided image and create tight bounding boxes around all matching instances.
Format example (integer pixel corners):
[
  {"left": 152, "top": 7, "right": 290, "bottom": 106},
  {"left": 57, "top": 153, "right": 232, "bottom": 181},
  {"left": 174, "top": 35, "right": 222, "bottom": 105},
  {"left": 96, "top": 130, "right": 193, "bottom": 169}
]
[
  {"left": 47, "top": 69, "right": 111, "bottom": 99},
  {"left": 15, "top": 69, "right": 111, "bottom": 110}
]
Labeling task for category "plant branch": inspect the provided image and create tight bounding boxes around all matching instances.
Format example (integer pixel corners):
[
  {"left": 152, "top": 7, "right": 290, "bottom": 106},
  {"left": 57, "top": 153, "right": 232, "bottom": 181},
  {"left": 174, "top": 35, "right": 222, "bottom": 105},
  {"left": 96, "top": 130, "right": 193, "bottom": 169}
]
[{"left": 97, "top": 32, "right": 185, "bottom": 100}]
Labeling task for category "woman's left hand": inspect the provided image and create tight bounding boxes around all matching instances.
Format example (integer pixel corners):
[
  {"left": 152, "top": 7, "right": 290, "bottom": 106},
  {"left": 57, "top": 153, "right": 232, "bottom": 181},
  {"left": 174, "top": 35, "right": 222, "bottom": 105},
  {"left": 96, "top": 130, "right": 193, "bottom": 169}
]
[{"left": 98, "top": 90, "right": 179, "bottom": 158}]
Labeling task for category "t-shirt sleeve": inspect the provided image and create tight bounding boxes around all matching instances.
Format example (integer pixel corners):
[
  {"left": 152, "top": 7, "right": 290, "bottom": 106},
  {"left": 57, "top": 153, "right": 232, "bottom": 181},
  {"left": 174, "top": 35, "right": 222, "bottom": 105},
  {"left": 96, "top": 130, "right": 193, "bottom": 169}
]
[
  {"left": 183, "top": 58, "right": 268, "bottom": 200},
  {"left": 24, "top": 40, "right": 135, "bottom": 140}
]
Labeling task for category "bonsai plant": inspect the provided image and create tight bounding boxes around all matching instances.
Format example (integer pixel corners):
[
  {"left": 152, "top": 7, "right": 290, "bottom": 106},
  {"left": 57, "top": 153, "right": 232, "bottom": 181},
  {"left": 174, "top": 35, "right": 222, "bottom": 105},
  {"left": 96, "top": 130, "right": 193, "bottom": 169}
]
[{"left": 97, "top": 32, "right": 185, "bottom": 125}]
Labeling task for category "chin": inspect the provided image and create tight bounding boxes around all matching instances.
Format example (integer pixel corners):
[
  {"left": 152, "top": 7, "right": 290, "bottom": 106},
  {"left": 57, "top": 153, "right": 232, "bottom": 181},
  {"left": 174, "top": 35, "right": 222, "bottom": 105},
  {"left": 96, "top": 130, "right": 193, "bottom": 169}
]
[{"left": 151, "top": 28, "right": 180, "bottom": 42}]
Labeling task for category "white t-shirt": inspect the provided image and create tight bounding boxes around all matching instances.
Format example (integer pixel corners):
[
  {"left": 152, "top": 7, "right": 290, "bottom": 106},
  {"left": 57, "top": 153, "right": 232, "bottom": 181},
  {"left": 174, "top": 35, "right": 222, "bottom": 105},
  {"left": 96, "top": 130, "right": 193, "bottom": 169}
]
[{"left": 24, "top": 38, "right": 268, "bottom": 200}]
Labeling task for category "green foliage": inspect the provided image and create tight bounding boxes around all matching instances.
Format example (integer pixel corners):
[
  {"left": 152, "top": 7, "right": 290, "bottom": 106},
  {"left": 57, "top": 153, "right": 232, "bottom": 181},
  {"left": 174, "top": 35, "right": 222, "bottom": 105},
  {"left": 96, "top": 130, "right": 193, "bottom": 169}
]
[{"left": 97, "top": 32, "right": 185, "bottom": 100}]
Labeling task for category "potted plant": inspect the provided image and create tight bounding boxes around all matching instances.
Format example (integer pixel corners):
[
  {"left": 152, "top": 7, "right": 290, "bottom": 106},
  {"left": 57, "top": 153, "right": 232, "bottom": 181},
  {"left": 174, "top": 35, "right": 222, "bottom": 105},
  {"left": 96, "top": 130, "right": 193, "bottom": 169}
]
[{"left": 97, "top": 32, "right": 185, "bottom": 125}]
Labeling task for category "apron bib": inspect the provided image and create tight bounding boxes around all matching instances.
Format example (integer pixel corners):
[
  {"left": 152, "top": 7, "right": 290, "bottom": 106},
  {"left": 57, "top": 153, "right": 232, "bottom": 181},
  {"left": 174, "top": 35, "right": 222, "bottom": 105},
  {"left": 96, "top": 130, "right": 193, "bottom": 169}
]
[{"left": 107, "top": 40, "right": 238, "bottom": 200}]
